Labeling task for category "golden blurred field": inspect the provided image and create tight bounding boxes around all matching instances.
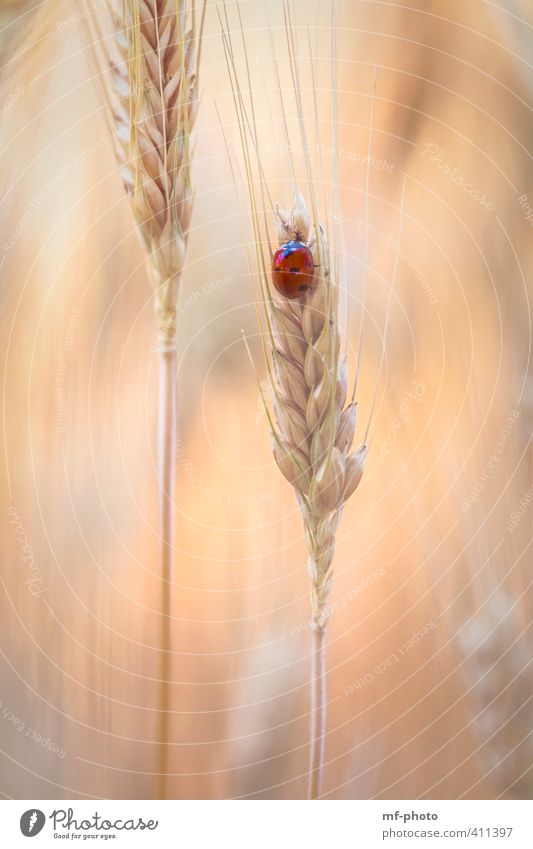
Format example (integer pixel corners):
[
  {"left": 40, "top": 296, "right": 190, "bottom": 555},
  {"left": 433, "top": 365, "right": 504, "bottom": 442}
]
[{"left": 0, "top": 0, "right": 531, "bottom": 799}]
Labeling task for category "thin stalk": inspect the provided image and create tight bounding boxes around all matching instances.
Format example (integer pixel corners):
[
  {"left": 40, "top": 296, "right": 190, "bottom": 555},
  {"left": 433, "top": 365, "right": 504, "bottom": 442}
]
[
  {"left": 308, "top": 622, "right": 327, "bottom": 799},
  {"left": 156, "top": 335, "right": 177, "bottom": 800}
]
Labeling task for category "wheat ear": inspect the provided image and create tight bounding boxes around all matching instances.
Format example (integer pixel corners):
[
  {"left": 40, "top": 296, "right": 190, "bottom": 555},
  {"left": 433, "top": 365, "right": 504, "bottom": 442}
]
[
  {"left": 89, "top": 0, "right": 204, "bottom": 799},
  {"left": 220, "top": 5, "right": 393, "bottom": 798}
]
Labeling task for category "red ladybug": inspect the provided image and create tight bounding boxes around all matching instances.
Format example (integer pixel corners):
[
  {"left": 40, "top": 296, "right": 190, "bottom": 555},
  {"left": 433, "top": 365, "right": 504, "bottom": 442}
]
[{"left": 271, "top": 240, "right": 316, "bottom": 299}]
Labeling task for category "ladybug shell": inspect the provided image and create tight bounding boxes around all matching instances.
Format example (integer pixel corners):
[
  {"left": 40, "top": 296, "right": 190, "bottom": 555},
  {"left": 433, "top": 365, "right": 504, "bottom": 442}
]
[{"left": 271, "top": 240, "right": 316, "bottom": 299}]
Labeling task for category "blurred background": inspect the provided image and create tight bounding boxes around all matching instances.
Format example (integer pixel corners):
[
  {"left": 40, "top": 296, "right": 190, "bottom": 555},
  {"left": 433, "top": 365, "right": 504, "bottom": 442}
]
[{"left": 0, "top": 0, "right": 531, "bottom": 799}]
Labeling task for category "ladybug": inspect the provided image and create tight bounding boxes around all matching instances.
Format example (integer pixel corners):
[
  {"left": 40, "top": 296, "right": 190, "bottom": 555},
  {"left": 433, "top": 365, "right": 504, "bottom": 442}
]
[{"left": 271, "top": 240, "right": 316, "bottom": 299}]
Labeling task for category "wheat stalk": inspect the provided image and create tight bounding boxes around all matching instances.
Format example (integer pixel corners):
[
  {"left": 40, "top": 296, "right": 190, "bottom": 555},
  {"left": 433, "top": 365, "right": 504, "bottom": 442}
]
[
  {"left": 107, "top": 0, "right": 202, "bottom": 347},
  {"left": 219, "top": 0, "right": 408, "bottom": 798},
  {"left": 219, "top": 4, "right": 392, "bottom": 797},
  {"left": 85, "top": 0, "right": 204, "bottom": 799}
]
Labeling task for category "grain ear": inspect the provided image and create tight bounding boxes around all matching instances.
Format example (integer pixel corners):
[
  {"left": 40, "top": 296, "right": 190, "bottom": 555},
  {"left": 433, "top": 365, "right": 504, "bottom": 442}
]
[{"left": 264, "top": 194, "right": 367, "bottom": 627}]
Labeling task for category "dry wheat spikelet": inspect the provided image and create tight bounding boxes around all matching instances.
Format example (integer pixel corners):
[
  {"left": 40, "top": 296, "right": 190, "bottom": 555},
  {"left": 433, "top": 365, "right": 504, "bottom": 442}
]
[
  {"left": 104, "top": 0, "right": 204, "bottom": 348},
  {"left": 268, "top": 192, "right": 367, "bottom": 630}
]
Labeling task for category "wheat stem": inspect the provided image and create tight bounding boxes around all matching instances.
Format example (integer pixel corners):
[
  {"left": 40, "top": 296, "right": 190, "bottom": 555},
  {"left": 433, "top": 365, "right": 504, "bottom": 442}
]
[
  {"left": 155, "top": 339, "right": 177, "bottom": 799},
  {"left": 308, "top": 621, "right": 327, "bottom": 799}
]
